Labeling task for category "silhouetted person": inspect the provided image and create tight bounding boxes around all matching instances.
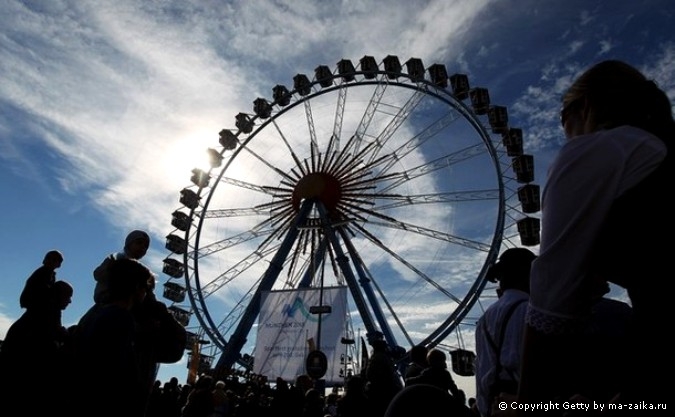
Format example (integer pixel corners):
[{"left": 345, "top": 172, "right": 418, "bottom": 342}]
[
  {"left": 575, "top": 283, "right": 634, "bottom": 404},
  {"left": 302, "top": 387, "right": 326, "bottom": 417},
  {"left": 475, "top": 248, "right": 535, "bottom": 416},
  {"left": 270, "top": 377, "right": 297, "bottom": 416},
  {"left": 517, "top": 60, "right": 673, "bottom": 409},
  {"left": 364, "top": 339, "right": 403, "bottom": 417},
  {"left": 285, "top": 374, "right": 315, "bottom": 416},
  {"left": 403, "top": 344, "right": 428, "bottom": 385},
  {"left": 146, "top": 380, "right": 165, "bottom": 417},
  {"left": 181, "top": 374, "right": 215, "bottom": 417},
  {"left": 406, "top": 348, "right": 461, "bottom": 398},
  {"left": 70, "top": 258, "right": 154, "bottom": 417},
  {"left": 19, "top": 249, "right": 63, "bottom": 312},
  {"left": 211, "top": 380, "right": 230, "bottom": 417},
  {"left": 92, "top": 230, "right": 187, "bottom": 415},
  {"left": 159, "top": 377, "right": 184, "bottom": 417},
  {"left": 93, "top": 229, "right": 150, "bottom": 303},
  {"left": 384, "top": 384, "right": 472, "bottom": 417},
  {"left": 134, "top": 278, "right": 188, "bottom": 414},
  {"left": 336, "top": 374, "right": 372, "bottom": 417},
  {"left": 0, "top": 277, "right": 74, "bottom": 415}
]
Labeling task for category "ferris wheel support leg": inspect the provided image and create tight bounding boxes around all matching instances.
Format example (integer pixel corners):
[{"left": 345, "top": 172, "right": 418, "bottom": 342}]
[
  {"left": 297, "top": 234, "right": 330, "bottom": 288},
  {"left": 214, "top": 199, "right": 314, "bottom": 372},
  {"left": 314, "top": 203, "right": 382, "bottom": 343},
  {"left": 338, "top": 228, "right": 398, "bottom": 348}
]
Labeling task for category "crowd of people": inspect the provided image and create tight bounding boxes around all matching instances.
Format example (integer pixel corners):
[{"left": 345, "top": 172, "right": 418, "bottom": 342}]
[
  {"left": 0, "top": 231, "right": 187, "bottom": 417},
  {"left": 0, "top": 230, "right": 477, "bottom": 417},
  {"left": 142, "top": 352, "right": 478, "bottom": 417},
  {"left": 0, "top": 59, "right": 671, "bottom": 416}
]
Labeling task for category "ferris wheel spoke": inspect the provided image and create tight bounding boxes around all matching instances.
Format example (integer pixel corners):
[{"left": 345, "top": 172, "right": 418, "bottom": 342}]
[
  {"left": 327, "top": 133, "right": 364, "bottom": 175},
  {"left": 363, "top": 88, "right": 425, "bottom": 165},
  {"left": 352, "top": 224, "right": 463, "bottom": 303},
  {"left": 240, "top": 145, "right": 299, "bottom": 183},
  {"left": 329, "top": 138, "right": 382, "bottom": 183},
  {"left": 373, "top": 189, "right": 500, "bottom": 211},
  {"left": 213, "top": 251, "right": 308, "bottom": 345},
  {"left": 364, "top": 216, "right": 492, "bottom": 252},
  {"left": 271, "top": 118, "right": 308, "bottom": 176},
  {"left": 358, "top": 254, "right": 415, "bottom": 346},
  {"left": 320, "top": 138, "right": 342, "bottom": 173},
  {"left": 191, "top": 227, "right": 275, "bottom": 259},
  {"left": 199, "top": 206, "right": 271, "bottom": 219},
  {"left": 379, "top": 143, "right": 487, "bottom": 193},
  {"left": 187, "top": 267, "right": 240, "bottom": 349},
  {"left": 187, "top": 299, "right": 226, "bottom": 349},
  {"left": 290, "top": 234, "right": 330, "bottom": 288},
  {"left": 352, "top": 78, "right": 388, "bottom": 155},
  {"left": 372, "top": 110, "right": 462, "bottom": 175},
  {"left": 191, "top": 234, "right": 279, "bottom": 316},
  {"left": 201, "top": 199, "right": 295, "bottom": 225},
  {"left": 217, "top": 282, "right": 259, "bottom": 340},
  {"left": 329, "top": 84, "right": 348, "bottom": 154},
  {"left": 304, "top": 99, "right": 320, "bottom": 159},
  {"left": 367, "top": 276, "right": 414, "bottom": 347},
  {"left": 218, "top": 176, "right": 284, "bottom": 197},
  {"left": 201, "top": 243, "right": 282, "bottom": 298}
]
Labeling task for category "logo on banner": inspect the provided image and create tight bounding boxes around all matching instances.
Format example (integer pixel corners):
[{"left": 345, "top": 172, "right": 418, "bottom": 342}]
[{"left": 282, "top": 296, "right": 332, "bottom": 321}]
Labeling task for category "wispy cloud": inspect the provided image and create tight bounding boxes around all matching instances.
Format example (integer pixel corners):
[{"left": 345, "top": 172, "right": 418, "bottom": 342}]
[{"left": 1, "top": 0, "right": 498, "bottom": 236}]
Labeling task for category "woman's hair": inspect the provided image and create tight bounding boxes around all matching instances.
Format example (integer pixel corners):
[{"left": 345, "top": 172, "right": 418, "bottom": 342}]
[{"left": 563, "top": 60, "right": 674, "bottom": 148}]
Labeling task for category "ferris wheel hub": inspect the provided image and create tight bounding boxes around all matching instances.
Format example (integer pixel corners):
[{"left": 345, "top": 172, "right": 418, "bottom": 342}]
[{"left": 292, "top": 172, "right": 342, "bottom": 213}]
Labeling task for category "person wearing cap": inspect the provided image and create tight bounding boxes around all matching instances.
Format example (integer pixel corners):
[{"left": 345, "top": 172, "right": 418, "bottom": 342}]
[{"left": 474, "top": 248, "right": 535, "bottom": 417}]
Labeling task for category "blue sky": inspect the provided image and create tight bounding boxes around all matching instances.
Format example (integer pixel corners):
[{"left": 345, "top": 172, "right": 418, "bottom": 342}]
[{"left": 1, "top": 0, "right": 674, "bottom": 398}]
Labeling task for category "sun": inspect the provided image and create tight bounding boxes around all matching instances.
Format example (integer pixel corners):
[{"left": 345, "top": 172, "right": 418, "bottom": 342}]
[{"left": 161, "top": 130, "right": 217, "bottom": 187}]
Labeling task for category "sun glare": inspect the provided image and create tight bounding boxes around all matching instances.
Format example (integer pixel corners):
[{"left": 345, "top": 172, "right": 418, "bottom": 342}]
[{"left": 162, "top": 131, "right": 217, "bottom": 187}]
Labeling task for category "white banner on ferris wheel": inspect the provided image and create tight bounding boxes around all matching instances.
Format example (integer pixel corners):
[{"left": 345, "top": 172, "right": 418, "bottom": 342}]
[{"left": 253, "top": 286, "right": 348, "bottom": 384}]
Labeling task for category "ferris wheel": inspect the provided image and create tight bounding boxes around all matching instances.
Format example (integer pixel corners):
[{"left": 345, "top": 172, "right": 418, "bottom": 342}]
[{"left": 160, "top": 55, "right": 540, "bottom": 378}]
